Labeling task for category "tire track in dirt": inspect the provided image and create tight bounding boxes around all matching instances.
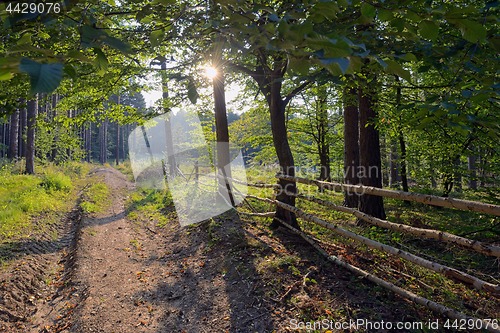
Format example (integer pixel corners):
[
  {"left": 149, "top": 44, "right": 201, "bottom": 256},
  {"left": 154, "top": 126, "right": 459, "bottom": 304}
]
[{"left": 0, "top": 204, "right": 83, "bottom": 332}]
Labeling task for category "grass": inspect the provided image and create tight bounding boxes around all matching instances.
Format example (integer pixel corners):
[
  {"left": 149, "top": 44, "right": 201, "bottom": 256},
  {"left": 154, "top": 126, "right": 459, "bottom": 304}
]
[
  {"left": 80, "top": 182, "right": 110, "bottom": 214},
  {"left": 126, "top": 188, "right": 176, "bottom": 228},
  {"left": 0, "top": 160, "right": 80, "bottom": 239},
  {"left": 113, "top": 161, "right": 135, "bottom": 181}
]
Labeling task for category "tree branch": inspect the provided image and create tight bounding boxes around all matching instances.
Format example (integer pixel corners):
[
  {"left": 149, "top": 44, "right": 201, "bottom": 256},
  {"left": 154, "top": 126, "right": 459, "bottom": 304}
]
[{"left": 284, "top": 80, "right": 313, "bottom": 106}]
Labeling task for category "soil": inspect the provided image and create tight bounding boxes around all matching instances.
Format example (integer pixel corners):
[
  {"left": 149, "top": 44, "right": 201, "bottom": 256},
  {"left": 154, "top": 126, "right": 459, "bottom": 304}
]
[{"left": 0, "top": 167, "right": 446, "bottom": 332}]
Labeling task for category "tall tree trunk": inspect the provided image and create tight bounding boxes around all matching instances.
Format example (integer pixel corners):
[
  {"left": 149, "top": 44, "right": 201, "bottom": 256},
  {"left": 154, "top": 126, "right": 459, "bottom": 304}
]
[
  {"left": 51, "top": 94, "right": 58, "bottom": 161},
  {"left": 389, "top": 138, "right": 399, "bottom": 188},
  {"left": 358, "top": 77, "right": 386, "bottom": 219},
  {"left": 343, "top": 84, "right": 359, "bottom": 208},
  {"left": 67, "top": 108, "right": 73, "bottom": 160},
  {"left": 87, "top": 122, "right": 92, "bottom": 163},
  {"left": 25, "top": 95, "right": 38, "bottom": 174},
  {"left": 468, "top": 147, "right": 477, "bottom": 190},
  {"left": 122, "top": 121, "right": 126, "bottom": 162},
  {"left": 399, "top": 134, "right": 409, "bottom": 193},
  {"left": 20, "top": 104, "right": 27, "bottom": 158},
  {"left": 317, "top": 85, "right": 331, "bottom": 182},
  {"left": 212, "top": 41, "right": 235, "bottom": 206},
  {"left": 99, "top": 113, "right": 108, "bottom": 164},
  {"left": 229, "top": 57, "right": 301, "bottom": 229},
  {"left": 478, "top": 145, "right": 484, "bottom": 187},
  {"left": 454, "top": 157, "right": 462, "bottom": 193},
  {"left": 161, "top": 61, "right": 176, "bottom": 176},
  {"left": 0, "top": 121, "right": 4, "bottom": 158},
  {"left": 395, "top": 76, "right": 409, "bottom": 202},
  {"left": 380, "top": 132, "right": 388, "bottom": 187},
  {"left": 125, "top": 123, "right": 129, "bottom": 161},
  {"left": 116, "top": 96, "right": 120, "bottom": 166},
  {"left": 268, "top": 73, "right": 298, "bottom": 229},
  {"left": 9, "top": 109, "right": 19, "bottom": 159}
]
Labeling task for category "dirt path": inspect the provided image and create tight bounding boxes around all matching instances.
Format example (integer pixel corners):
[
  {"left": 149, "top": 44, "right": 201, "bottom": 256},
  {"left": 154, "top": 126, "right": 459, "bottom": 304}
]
[
  {"left": 1, "top": 167, "right": 443, "bottom": 333},
  {"left": 30, "top": 167, "right": 280, "bottom": 333}
]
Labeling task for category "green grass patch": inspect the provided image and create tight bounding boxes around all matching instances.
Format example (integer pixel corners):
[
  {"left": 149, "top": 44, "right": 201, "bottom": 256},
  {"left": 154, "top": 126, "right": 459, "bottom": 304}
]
[
  {"left": 80, "top": 182, "right": 110, "bottom": 214},
  {"left": 0, "top": 163, "right": 76, "bottom": 239},
  {"left": 113, "top": 161, "right": 134, "bottom": 181},
  {"left": 126, "top": 188, "right": 175, "bottom": 227}
]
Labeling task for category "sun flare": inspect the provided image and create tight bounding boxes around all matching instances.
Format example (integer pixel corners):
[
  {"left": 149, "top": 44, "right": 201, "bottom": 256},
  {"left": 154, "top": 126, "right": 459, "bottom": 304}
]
[{"left": 205, "top": 66, "right": 217, "bottom": 79}]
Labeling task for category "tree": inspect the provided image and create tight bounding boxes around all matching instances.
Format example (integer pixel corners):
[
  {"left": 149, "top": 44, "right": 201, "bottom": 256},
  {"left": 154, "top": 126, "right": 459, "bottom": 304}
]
[
  {"left": 8, "top": 109, "right": 19, "bottom": 159},
  {"left": 358, "top": 74, "right": 386, "bottom": 219},
  {"left": 343, "top": 83, "right": 359, "bottom": 208},
  {"left": 25, "top": 94, "right": 37, "bottom": 174}
]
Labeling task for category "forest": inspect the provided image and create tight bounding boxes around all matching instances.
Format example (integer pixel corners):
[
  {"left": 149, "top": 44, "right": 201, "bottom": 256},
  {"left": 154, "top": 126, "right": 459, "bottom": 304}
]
[{"left": 1, "top": 0, "right": 500, "bottom": 332}]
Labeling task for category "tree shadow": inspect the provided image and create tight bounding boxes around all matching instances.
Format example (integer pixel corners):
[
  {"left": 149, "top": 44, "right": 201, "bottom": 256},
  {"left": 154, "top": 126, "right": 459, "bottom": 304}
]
[{"left": 127, "top": 214, "right": 278, "bottom": 332}]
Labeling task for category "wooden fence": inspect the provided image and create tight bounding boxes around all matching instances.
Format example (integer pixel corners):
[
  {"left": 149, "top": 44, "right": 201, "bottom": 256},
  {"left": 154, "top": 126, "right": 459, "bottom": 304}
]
[
  {"left": 179, "top": 165, "right": 500, "bottom": 331},
  {"left": 190, "top": 172, "right": 500, "bottom": 333}
]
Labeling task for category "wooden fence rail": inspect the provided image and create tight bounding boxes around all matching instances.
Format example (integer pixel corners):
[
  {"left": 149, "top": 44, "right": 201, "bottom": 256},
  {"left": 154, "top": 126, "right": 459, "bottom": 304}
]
[
  {"left": 276, "top": 174, "right": 500, "bottom": 216},
  {"left": 273, "top": 216, "right": 500, "bottom": 333},
  {"left": 233, "top": 174, "right": 500, "bottom": 325},
  {"left": 272, "top": 199, "right": 500, "bottom": 296},
  {"left": 286, "top": 191, "right": 500, "bottom": 258}
]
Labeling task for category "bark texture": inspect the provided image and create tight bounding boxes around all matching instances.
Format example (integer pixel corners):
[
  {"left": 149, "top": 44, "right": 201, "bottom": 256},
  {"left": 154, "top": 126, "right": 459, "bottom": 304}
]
[
  {"left": 26, "top": 95, "right": 38, "bottom": 175},
  {"left": 358, "top": 77, "right": 386, "bottom": 219},
  {"left": 343, "top": 84, "right": 359, "bottom": 208},
  {"left": 9, "top": 110, "right": 19, "bottom": 159}
]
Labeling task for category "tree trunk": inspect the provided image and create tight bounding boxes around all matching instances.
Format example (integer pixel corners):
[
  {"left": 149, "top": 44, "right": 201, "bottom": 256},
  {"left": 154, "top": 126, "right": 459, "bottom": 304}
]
[
  {"left": 212, "top": 44, "right": 235, "bottom": 206},
  {"left": 87, "top": 122, "right": 92, "bottom": 163},
  {"left": 20, "top": 103, "right": 27, "bottom": 158},
  {"left": 9, "top": 110, "right": 19, "bottom": 159},
  {"left": 478, "top": 145, "right": 484, "bottom": 187},
  {"left": 399, "top": 134, "right": 409, "bottom": 194},
  {"left": 389, "top": 139, "right": 399, "bottom": 188},
  {"left": 116, "top": 96, "right": 120, "bottom": 166},
  {"left": 343, "top": 84, "right": 359, "bottom": 208},
  {"left": 99, "top": 114, "right": 108, "bottom": 164},
  {"left": 0, "top": 121, "right": 4, "bottom": 158},
  {"left": 468, "top": 150, "right": 477, "bottom": 190},
  {"left": 358, "top": 77, "right": 386, "bottom": 219},
  {"left": 229, "top": 56, "right": 301, "bottom": 229},
  {"left": 454, "top": 157, "right": 462, "bottom": 193},
  {"left": 317, "top": 86, "right": 331, "bottom": 182},
  {"left": 51, "top": 94, "right": 58, "bottom": 161},
  {"left": 25, "top": 95, "right": 38, "bottom": 174},
  {"left": 66, "top": 108, "right": 71, "bottom": 160},
  {"left": 380, "top": 132, "right": 389, "bottom": 187},
  {"left": 161, "top": 61, "right": 176, "bottom": 177},
  {"left": 268, "top": 75, "right": 298, "bottom": 229},
  {"left": 122, "top": 121, "right": 126, "bottom": 162}
]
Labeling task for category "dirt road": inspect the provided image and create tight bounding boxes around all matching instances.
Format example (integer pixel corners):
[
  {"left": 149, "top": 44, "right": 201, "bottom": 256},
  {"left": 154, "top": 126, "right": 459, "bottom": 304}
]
[{"left": 1, "top": 167, "right": 436, "bottom": 333}]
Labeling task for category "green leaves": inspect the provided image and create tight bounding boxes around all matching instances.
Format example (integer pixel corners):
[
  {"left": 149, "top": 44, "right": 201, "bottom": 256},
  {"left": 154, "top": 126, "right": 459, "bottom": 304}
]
[
  {"left": 418, "top": 20, "right": 439, "bottom": 41},
  {"left": 361, "top": 3, "right": 376, "bottom": 18},
  {"left": 150, "top": 29, "right": 165, "bottom": 47},
  {"left": 305, "top": 34, "right": 351, "bottom": 58},
  {"left": 187, "top": 78, "right": 198, "bottom": 104},
  {"left": 288, "top": 56, "right": 310, "bottom": 76},
  {"left": 319, "top": 58, "right": 350, "bottom": 75},
  {"left": 101, "top": 36, "right": 131, "bottom": 53},
  {"left": 81, "top": 23, "right": 132, "bottom": 53},
  {"left": 94, "top": 48, "right": 108, "bottom": 75},
  {"left": 19, "top": 58, "right": 63, "bottom": 94},
  {"left": 455, "top": 19, "right": 487, "bottom": 43},
  {"left": 385, "top": 60, "right": 411, "bottom": 82}
]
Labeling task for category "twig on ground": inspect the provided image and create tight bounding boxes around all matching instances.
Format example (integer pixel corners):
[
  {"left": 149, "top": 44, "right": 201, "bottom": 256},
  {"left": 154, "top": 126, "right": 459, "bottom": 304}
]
[{"left": 242, "top": 313, "right": 265, "bottom": 325}]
